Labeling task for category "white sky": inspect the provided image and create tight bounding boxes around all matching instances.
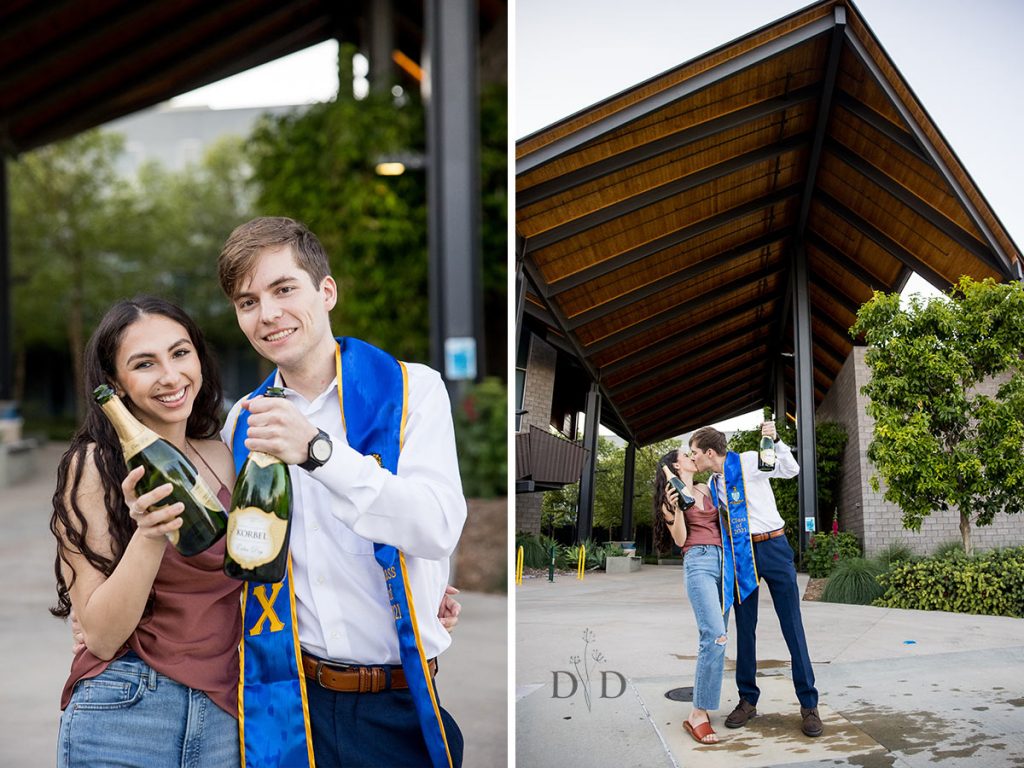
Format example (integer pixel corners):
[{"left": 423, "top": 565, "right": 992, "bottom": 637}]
[
  {"left": 170, "top": 40, "right": 341, "bottom": 109},
  {"left": 517, "top": 0, "right": 1024, "bottom": 438}
]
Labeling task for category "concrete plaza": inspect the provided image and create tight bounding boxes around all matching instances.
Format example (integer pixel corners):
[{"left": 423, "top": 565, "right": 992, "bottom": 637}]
[
  {"left": 517, "top": 563, "right": 1024, "bottom": 767},
  {"left": 0, "top": 442, "right": 507, "bottom": 767}
]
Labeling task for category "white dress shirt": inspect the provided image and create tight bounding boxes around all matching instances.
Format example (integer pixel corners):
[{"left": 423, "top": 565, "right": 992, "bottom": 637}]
[
  {"left": 221, "top": 362, "right": 467, "bottom": 664},
  {"left": 713, "top": 441, "right": 799, "bottom": 534}
]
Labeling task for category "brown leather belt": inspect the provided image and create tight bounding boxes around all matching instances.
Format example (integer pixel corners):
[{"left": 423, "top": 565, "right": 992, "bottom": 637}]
[
  {"left": 750, "top": 527, "right": 786, "bottom": 544},
  {"left": 301, "top": 653, "right": 438, "bottom": 693}
]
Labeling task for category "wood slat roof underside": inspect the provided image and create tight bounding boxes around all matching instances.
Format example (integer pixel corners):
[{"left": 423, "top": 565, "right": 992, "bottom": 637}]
[{"left": 516, "top": 0, "right": 1021, "bottom": 446}]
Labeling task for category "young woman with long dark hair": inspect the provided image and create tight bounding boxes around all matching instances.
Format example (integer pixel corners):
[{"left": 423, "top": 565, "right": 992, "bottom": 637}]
[
  {"left": 653, "top": 449, "right": 729, "bottom": 745},
  {"left": 51, "top": 296, "right": 241, "bottom": 767}
]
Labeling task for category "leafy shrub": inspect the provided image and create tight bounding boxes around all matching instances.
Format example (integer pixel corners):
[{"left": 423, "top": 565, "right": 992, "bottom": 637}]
[
  {"left": 453, "top": 377, "right": 507, "bottom": 498},
  {"left": 515, "top": 532, "right": 558, "bottom": 569},
  {"left": 558, "top": 539, "right": 606, "bottom": 570},
  {"left": 874, "top": 547, "right": 1024, "bottom": 617},
  {"left": 805, "top": 531, "right": 861, "bottom": 578},
  {"left": 821, "top": 558, "right": 885, "bottom": 605},
  {"left": 932, "top": 540, "right": 967, "bottom": 560},
  {"left": 872, "top": 542, "right": 915, "bottom": 570}
]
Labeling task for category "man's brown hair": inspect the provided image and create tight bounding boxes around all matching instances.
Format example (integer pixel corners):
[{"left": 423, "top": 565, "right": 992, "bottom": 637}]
[
  {"left": 689, "top": 426, "right": 728, "bottom": 455},
  {"left": 218, "top": 216, "right": 331, "bottom": 299}
]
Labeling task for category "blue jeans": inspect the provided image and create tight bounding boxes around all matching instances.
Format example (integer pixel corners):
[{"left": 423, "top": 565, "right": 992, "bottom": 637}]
[
  {"left": 734, "top": 535, "right": 818, "bottom": 708},
  {"left": 57, "top": 653, "right": 239, "bottom": 768},
  {"left": 684, "top": 545, "right": 730, "bottom": 711}
]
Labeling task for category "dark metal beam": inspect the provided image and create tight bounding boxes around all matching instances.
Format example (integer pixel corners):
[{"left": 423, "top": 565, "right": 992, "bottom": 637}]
[
  {"left": 584, "top": 267, "right": 784, "bottom": 356},
  {"left": 621, "top": 442, "right": 636, "bottom": 541},
  {"left": 808, "top": 274, "right": 862, "bottom": 318},
  {"left": 795, "top": 5, "right": 845, "bottom": 239},
  {"left": 806, "top": 230, "right": 890, "bottom": 291},
  {"left": 516, "top": 12, "right": 836, "bottom": 174},
  {"left": 833, "top": 93, "right": 929, "bottom": 164},
  {"left": 639, "top": 394, "right": 764, "bottom": 445},
  {"left": 520, "top": 256, "right": 638, "bottom": 443},
  {"left": 792, "top": 239, "right": 818, "bottom": 561},
  {"left": 844, "top": 27, "right": 1017, "bottom": 279},
  {"left": 566, "top": 227, "right": 790, "bottom": 330},
  {"left": 826, "top": 139, "right": 1000, "bottom": 271},
  {"left": 601, "top": 293, "right": 776, "bottom": 377},
  {"left": 517, "top": 85, "right": 819, "bottom": 208},
  {"left": 0, "top": 155, "right": 10, "bottom": 400},
  {"left": 631, "top": 372, "right": 765, "bottom": 434},
  {"left": 608, "top": 323, "right": 771, "bottom": 396},
  {"left": 817, "top": 189, "right": 952, "bottom": 290},
  {"left": 546, "top": 184, "right": 801, "bottom": 296},
  {"left": 577, "top": 383, "right": 601, "bottom": 545},
  {"left": 615, "top": 330, "right": 771, "bottom": 405},
  {"left": 530, "top": 133, "right": 809, "bottom": 251},
  {"left": 427, "top": 0, "right": 483, "bottom": 383}
]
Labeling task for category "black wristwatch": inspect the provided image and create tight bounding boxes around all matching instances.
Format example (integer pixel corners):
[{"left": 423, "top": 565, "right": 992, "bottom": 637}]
[{"left": 299, "top": 429, "right": 333, "bottom": 471}]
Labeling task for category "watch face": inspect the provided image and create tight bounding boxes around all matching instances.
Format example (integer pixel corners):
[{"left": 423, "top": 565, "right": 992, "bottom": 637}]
[{"left": 311, "top": 436, "right": 332, "bottom": 462}]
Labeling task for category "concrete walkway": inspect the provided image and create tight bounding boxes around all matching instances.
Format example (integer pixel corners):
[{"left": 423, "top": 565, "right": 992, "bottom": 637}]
[
  {"left": 0, "top": 442, "right": 507, "bottom": 767},
  {"left": 517, "top": 564, "right": 1024, "bottom": 767}
]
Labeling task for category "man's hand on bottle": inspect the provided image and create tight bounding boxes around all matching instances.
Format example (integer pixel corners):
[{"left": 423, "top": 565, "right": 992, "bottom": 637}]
[
  {"left": 761, "top": 421, "right": 778, "bottom": 441},
  {"left": 242, "top": 394, "right": 318, "bottom": 465}
]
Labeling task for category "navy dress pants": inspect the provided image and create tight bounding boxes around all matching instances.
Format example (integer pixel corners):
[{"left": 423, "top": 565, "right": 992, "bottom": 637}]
[
  {"left": 307, "top": 680, "right": 464, "bottom": 767},
  {"left": 733, "top": 535, "right": 818, "bottom": 709}
]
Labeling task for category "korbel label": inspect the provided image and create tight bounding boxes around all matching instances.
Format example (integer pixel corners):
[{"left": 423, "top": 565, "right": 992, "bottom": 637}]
[{"left": 227, "top": 507, "right": 287, "bottom": 568}]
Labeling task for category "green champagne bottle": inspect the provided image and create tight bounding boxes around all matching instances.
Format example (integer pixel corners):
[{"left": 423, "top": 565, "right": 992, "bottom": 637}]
[
  {"left": 758, "top": 405, "right": 777, "bottom": 472},
  {"left": 224, "top": 387, "right": 292, "bottom": 583},
  {"left": 662, "top": 463, "right": 695, "bottom": 511},
  {"left": 93, "top": 384, "right": 227, "bottom": 556}
]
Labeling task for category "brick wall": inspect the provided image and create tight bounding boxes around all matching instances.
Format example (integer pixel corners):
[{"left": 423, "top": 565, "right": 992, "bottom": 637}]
[
  {"left": 817, "top": 346, "right": 1024, "bottom": 556},
  {"left": 516, "top": 334, "right": 557, "bottom": 534}
]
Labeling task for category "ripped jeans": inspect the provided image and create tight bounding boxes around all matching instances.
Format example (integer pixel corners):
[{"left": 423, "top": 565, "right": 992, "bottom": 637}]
[{"left": 684, "top": 544, "right": 730, "bottom": 711}]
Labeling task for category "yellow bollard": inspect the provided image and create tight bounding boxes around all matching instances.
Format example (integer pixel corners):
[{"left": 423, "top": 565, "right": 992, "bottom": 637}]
[
  {"left": 577, "top": 544, "right": 586, "bottom": 580},
  {"left": 516, "top": 545, "right": 524, "bottom": 585}
]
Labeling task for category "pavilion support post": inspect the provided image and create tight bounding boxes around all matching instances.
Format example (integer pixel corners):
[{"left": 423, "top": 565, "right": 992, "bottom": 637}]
[
  {"left": 620, "top": 442, "right": 636, "bottom": 543},
  {"left": 577, "top": 382, "right": 601, "bottom": 545},
  {"left": 0, "top": 155, "right": 11, "bottom": 401},
  {"left": 775, "top": 362, "right": 787, "bottom": 424},
  {"left": 792, "top": 241, "right": 818, "bottom": 562}
]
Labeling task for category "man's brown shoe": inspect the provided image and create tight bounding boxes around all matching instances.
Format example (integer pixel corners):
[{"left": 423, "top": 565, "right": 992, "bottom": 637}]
[
  {"left": 801, "top": 706, "right": 823, "bottom": 737},
  {"left": 725, "top": 699, "right": 756, "bottom": 728}
]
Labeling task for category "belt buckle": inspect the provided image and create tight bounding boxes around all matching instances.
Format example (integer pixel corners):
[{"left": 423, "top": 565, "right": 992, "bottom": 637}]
[{"left": 315, "top": 659, "right": 351, "bottom": 689}]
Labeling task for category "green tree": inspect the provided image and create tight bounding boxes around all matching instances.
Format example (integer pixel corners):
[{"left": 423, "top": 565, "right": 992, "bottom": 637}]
[
  {"left": 130, "top": 136, "right": 255, "bottom": 347},
  {"left": 10, "top": 130, "right": 143, "bottom": 417},
  {"left": 247, "top": 47, "right": 506, "bottom": 370},
  {"left": 851, "top": 277, "right": 1024, "bottom": 555}
]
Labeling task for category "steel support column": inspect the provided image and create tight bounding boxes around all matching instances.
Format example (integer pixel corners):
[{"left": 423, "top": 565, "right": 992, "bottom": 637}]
[
  {"left": 621, "top": 442, "right": 636, "bottom": 542},
  {"left": 425, "top": 0, "right": 483, "bottom": 389},
  {"left": 577, "top": 382, "right": 601, "bottom": 545},
  {"left": 792, "top": 241, "right": 818, "bottom": 560},
  {"left": 0, "top": 156, "right": 10, "bottom": 401}
]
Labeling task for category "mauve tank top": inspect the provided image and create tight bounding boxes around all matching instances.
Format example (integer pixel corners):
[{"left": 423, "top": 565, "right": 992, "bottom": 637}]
[
  {"left": 682, "top": 491, "right": 723, "bottom": 555},
  {"left": 60, "top": 484, "right": 242, "bottom": 717}
]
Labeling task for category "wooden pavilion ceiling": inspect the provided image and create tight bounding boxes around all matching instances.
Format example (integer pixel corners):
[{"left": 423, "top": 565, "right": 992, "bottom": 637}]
[
  {"left": 515, "top": 0, "right": 1021, "bottom": 446},
  {"left": 0, "top": 0, "right": 505, "bottom": 155}
]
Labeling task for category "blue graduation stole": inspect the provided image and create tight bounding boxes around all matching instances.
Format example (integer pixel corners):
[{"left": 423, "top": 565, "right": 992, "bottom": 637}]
[
  {"left": 709, "top": 451, "right": 760, "bottom": 614},
  {"left": 231, "top": 337, "right": 453, "bottom": 768}
]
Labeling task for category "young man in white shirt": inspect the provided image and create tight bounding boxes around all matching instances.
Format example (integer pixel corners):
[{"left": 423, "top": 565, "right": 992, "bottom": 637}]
[
  {"left": 218, "top": 216, "right": 466, "bottom": 767},
  {"left": 689, "top": 422, "right": 822, "bottom": 738}
]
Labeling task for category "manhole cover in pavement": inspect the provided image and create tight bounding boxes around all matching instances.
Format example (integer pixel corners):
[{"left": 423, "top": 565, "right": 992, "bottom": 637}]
[{"left": 664, "top": 687, "right": 693, "bottom": 702}]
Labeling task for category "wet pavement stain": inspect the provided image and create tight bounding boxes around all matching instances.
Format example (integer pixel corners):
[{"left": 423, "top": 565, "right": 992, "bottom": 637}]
[
  {"left": 841, "top": 704, "right": 991, "bottom": 759},
  {"left": 1007, "top": 698, "right": 1024, "bottom": 707},
  {"left": 710, "top": 712, "right": 881, "bottom": 757}
]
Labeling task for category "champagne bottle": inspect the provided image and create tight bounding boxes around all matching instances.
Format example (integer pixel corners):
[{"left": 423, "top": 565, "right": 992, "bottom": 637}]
[
  {"left": 93, "top": 384, "right": 227, "bottom": 556},
  {"left": 758, "top": 405, "right": 777, "bottom": 472},
  {"left": 224, "top": 387, "right": 292, "bottom": 583},
  {"left": 661, "top": 464, "right": 695, "bottom": 511}
]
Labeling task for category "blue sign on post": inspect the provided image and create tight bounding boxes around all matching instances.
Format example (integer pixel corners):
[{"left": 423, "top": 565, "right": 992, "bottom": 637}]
[
  {"left": 444, "top": 337, "right": 477, "bottom": 381},
  {"left": 804, "top": 517, "right": 816, "bottom": 533}
]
